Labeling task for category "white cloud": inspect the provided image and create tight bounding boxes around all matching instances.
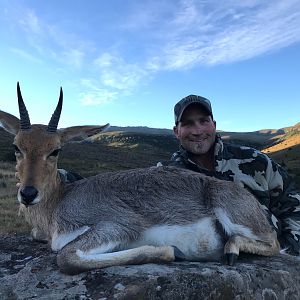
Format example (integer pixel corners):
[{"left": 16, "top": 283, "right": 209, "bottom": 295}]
[
  {"left": 61, "top": 49, "right": 85, "bottom": 69},
  {"left": 77, "top": 54, "right": 149, "bottom": 107},
  {"left": 13, "top": 8, "right": 89, "bottom": 69},
  {"left": 82, "top": 1, "right": 300, "bottom": 103},
  {"left": 5, "top": 0, "right": 300, "bottom": 103},
  {"left": 94, "top": 53, "right": 148, "bottom": 91},
  {"left": 6, "top": 1, "right": 300, "bottom": 72},
  {"left": 10, "top": 47, "right": 43, "bottom": 64},
  {"left": 151, "top": 0, "right": 300, "bottom": 69},
  {"left": 94, "top": 53, "right": 117, "bottom": 68},
  {"left": 79, "top": 79, "right": 118, "bottom": 106},
  {"left": 80, "top": 91, "right": 117, "bottom": 106},
  {"left": 19, "top": 9, "right": 43, "bottom": 35}
]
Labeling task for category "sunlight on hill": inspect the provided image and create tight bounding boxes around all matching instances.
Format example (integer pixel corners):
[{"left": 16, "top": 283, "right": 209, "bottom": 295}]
[
  {"left": 262, "top": 134, "right": 300, "bottom": 185},
  {"left": 263, "top": 135, "right": 300, "bottom": 153}
]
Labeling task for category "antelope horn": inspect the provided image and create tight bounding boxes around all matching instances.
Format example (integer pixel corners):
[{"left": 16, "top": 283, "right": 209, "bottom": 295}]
[
  {"left": 17, "top": 82, "right": 31, "bottom": 131},
  {"left": 47, "top": 87, "right": 63, "bottom": 133}
]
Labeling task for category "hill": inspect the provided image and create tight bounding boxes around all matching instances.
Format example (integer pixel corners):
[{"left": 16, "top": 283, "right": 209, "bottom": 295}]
[
  {"left": 0, "top": 122, "right": 299, "bottom": 180},
  {"left": 107, "top": 126, "right": 173, "bottom": 135},
  {"left": 106, "top": 125, "right": 287, "bottom": 149},
  {"left": 0, "top": 128, "right": 178, "bottom": 177},
  {"left": 262, "top": 126, "right": 300, "bottom": 183}
]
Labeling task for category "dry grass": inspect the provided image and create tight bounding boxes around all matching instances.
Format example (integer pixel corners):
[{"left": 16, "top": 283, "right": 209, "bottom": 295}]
[
  {"left": 263, "top": 135, "right": 300, "bottom": 153},
  {"left": 0, "top": 196, "right": 30, "bottom": 234},
  {"left": 0, "top": 162, "right": 30, "bottom": 234},
  {"left": 263, "top": 135, "right": 300, "bottom": 185}
]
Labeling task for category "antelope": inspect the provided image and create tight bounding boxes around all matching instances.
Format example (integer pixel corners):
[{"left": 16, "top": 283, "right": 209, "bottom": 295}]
[{"left": 0, "top": 83, "right": 280, "bottom": 275}]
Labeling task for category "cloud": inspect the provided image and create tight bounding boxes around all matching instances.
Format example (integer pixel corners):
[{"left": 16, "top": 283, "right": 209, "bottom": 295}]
[
  {"left": 6, "top": 1, "right": 300, "bottom": 72},
  {"left": 13, "top": 8, "right": 89, "bottom": 69},
  {"left": 94, "top": 53, "right": 117, "bottom": 68},
  {"left": 77, "top": 54, "right": 149, "bottom": 107},
  {"left": 79, "top": 79, "right": 118, "bottom": 106},
  {"left": 149, "top": 0, "right": 300, "bottom": 69},
  {"left": 80, "top": 91, "right": 117, "bottom": 106},
  {"left": 94, "top": 53, "right": 148, "bottom": 92},
  {"left": 81, "top": 1, "right": 300, "bottom": 104},
  {"left": 19, "top": 9, "right": 43, "bottom": 35},
  {"left": 5, "top": 0, "right": 300, "bottom": 105},
  {"left": 61, "top": 49, "right": 85, "bottom": 69},
  {"left": 10, "top": 48, "right": 43, "bottom": 64}
]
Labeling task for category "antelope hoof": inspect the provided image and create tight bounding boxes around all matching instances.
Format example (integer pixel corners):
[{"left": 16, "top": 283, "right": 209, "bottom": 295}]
[
  {"left": 172, "top": 246, "right": 186, "bottom": 261},
  {"left": 226, "top": 253, "right": 238, "bottom": 266}
]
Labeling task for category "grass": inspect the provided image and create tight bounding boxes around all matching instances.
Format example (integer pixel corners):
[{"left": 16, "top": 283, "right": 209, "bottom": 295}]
[
  {"left": 0, "top": 196, "right": 30, "bottom": 234},
  {"left": 264, "top": 139, "right": 300, "bottom": 185},
  {"left": 0, "top": 162, "right": 30, "bottom": 234}
]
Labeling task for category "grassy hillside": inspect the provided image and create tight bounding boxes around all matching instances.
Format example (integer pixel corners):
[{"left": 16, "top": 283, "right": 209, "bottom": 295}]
[
  {"left": 263, "top": 132, "right": 300, "bottom": 184},
  {"left": 59, "top": 137, "right": 177, "bottom": 177},
  {"left": 220, "top": 130, "right": 284, "bottom": 149},
  {"left": 1, "top": 123, "right": 300, "bottom": 178},
  {"left": 0, "top": 129, "right": 16, "bottom": 162},
  {"left": 0, "top": 128, "right": 178, "bottom": 175}
]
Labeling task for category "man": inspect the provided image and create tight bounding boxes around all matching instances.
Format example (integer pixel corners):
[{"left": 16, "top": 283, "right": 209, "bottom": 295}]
[{"left": 158, "top": 94, "right": 300, "bottom": 255}]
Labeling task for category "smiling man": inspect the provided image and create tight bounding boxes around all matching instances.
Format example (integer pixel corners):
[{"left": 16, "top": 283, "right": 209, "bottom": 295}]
[
  {"left": 158, "top": 94, "right": 300, "bottom": 256},
  {"left": 173, "top": 96, "right": 216, "bottom": 171}
]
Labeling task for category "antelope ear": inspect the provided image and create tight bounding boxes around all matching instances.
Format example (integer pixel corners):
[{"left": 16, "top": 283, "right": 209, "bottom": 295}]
[
  {"left": 58, "top": 123, "right": 110, "bottom": 143},
  {"left": 0, "top": 110, "right": 20, "bottom": 135}
]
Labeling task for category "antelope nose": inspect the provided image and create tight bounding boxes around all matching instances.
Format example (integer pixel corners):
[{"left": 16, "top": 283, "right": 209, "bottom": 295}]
[{"left": 20, "top": 186, "right": 38, "bottom": 205}]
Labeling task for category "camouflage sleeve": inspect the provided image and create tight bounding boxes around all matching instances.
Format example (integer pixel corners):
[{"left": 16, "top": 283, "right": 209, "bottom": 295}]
[
  {"left": 157, "top": 151, "right": 188, "bottom": 168},
  {"left": 156, "top": 159, "right": 188, "bottom": 168},
  {"left": 266, "top": 158, "right": 300, "bottom": 255},
  {"left": 58, "top": 169, "right": 84, "bottom": 183}
]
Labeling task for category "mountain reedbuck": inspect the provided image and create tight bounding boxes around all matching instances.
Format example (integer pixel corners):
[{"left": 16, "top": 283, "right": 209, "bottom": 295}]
[{"left": 0, "top": 83, "right": 280, "bottom": 275}]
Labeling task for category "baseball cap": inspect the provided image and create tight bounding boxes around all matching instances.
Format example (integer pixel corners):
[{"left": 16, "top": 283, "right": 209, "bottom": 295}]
[{"left": 174, "top": 94, "right": 213, "bottom": 124}]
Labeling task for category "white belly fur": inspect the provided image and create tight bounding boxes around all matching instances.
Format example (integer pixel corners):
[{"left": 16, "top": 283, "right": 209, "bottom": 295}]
[{"left": 129, "top": 217, "right": 223, "bottom": 260}]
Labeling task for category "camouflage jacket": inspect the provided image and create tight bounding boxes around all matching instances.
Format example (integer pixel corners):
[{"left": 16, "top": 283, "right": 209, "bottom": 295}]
[
  {"left": 58, "top": 169, "right": 84, "bottom": 183},
  {"left": 158, "top": 135, "right": 300, "bottom": 255}
]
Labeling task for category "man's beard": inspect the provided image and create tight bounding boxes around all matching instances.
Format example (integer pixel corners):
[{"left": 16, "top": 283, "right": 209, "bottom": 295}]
[{"left": 182, "top": 135, "right": 214, "bottom": 155}]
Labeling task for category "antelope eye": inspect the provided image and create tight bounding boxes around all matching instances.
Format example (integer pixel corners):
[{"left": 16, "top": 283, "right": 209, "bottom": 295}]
[{"left": 49, "top": 149, "right": 61, "bottom": 157}]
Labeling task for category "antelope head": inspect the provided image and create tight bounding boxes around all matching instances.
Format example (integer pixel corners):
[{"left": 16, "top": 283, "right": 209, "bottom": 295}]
[{"left": 0, "top": 83, "right": 109, "bottom": 206}]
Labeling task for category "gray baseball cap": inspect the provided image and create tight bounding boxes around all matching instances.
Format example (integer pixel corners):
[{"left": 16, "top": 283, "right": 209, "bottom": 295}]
[{"left": 174, "top": 94, "right": 213, "bottom": 124}]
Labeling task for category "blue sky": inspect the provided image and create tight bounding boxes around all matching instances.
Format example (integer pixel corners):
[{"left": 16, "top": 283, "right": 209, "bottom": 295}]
[{"left": 0, "top": 0, "right": 300, "bottom": 132}]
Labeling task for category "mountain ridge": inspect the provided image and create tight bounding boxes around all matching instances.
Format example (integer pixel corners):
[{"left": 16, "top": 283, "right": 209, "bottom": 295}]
[
  {"left": 108, "top": 122, "right": 299, "bottom": 135},
  {"left": 0, "top": 121, "right": 299, "bottom": 183}
]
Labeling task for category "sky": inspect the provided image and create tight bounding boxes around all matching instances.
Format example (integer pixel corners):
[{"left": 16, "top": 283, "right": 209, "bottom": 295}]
[{"left": 0, "top": 0, "right": 300, "bottom": 132}]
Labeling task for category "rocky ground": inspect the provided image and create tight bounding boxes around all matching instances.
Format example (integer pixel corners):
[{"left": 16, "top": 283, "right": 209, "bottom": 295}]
[{"left": 1, "top": 234, "right": 300, "bottom": 300}]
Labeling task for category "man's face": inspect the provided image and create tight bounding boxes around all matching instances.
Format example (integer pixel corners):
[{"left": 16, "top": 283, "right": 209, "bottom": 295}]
[{"left": 173, "top": 104, "right": 216, "bottom": 155}]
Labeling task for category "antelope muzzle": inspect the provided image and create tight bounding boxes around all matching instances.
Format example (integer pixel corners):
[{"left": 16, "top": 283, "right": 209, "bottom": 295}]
[{"left": 19, "top": 186, "right": 39, "bottom": 206}]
